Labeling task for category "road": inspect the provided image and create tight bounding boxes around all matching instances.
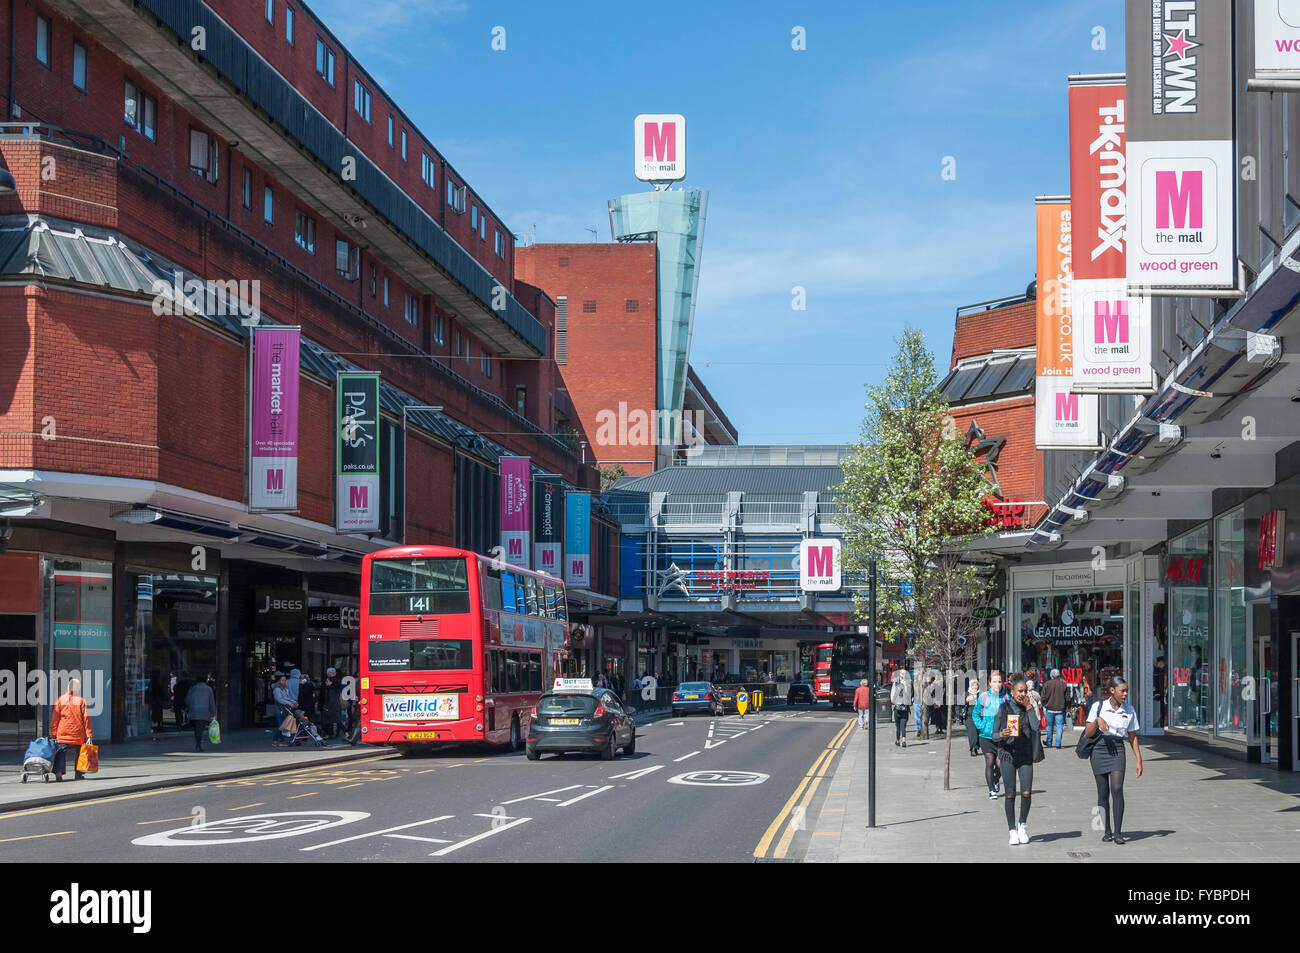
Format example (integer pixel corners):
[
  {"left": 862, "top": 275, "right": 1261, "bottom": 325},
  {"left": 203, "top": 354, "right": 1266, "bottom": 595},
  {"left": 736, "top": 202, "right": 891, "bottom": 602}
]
[{"left": 0, "top": 706, "right": 853, "bottom": 862}]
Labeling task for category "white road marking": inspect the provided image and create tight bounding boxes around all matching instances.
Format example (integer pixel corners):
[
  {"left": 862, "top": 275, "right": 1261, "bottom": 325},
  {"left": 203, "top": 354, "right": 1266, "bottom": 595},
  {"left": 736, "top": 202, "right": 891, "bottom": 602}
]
[
  {"left": 556, "top": 785, "right": 614, "bottom": 806},
  {"left": 609, "top": 764, "right": 665, "bottom": 780},
  {"left": 704, "top": 739, "right": 727, "bottom": 749},
  {"left": 387, "top": 833, "right": 453, "bottom": 844},
  {"left": 431, "top": 815, "right": 531, "bottom": 856},
  {"left": 664, "top": 721, "right": 686, "bottom": 726},
  {"left": 500, "top": 784, "right": 581, "bottom": 805},
  {"left": 674, "top": 751, "right": 701, "bottom": 762},
  {"left": 300, "top": 815, "right": 453, "bottom": 852}
]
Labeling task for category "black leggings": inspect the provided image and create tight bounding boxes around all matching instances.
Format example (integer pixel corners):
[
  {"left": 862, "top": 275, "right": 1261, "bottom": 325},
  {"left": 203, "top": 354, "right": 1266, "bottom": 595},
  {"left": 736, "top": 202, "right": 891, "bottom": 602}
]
[
  {"left": 894, "top": 710, "right": 908, "bottom": 740},
  {"left": 983, "top": 749, "right": 1002, "bottom": 790},
  {"left": 1002, "top": 761, "right": 1033, "bottom": 828},
  {"left": 1095, "top": 770, "right": 1125, "bottom": 835}
]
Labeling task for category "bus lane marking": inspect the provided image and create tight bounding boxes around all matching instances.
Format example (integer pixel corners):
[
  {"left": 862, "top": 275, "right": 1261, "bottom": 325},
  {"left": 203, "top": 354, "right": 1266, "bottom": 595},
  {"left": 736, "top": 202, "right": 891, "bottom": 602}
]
[
  {"left": 430, "top": 815, "right": 531, "bottom": 856},
  {"left": 608, "top": 765, "right": 663, "bottom": 780},
  {"left": 500, "top": 784, "right": 581, "bottom": 805},
  {"left": 674, "top": 751, "right": 700, "bottom": 762},
  {"left": 556, "top": 785, "right": 613, "bottom": 806},
  {"left": 300, "top": 815, "right": 455, "bottom": 852}
]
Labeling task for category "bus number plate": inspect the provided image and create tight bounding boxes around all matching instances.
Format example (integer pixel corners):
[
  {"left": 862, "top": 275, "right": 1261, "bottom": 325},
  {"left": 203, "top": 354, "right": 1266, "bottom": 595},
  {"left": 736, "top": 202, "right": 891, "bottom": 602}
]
[{"left": 407, "top": 731, "right": 438, "bottom": 740}]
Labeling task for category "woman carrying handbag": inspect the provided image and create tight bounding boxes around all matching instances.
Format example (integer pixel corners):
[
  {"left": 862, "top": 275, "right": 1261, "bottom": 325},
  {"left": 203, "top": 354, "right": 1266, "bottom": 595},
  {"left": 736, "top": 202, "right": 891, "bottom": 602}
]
[
  {"left": 993, "top": 675, "right": 1045, "bottom": 846},
  {"left": 1083, "top": 675, "right": 1142, "bottom": 844}
]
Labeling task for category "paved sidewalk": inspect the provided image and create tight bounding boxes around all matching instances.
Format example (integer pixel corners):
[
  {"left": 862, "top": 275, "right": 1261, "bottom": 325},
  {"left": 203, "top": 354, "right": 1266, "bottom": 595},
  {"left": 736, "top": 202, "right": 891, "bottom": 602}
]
[
  {"left": 1, "top": 729, "right": 385, "bottom": 812},
  {"left": 804, "top": 718, "right": 1300, "bottom": 862}
]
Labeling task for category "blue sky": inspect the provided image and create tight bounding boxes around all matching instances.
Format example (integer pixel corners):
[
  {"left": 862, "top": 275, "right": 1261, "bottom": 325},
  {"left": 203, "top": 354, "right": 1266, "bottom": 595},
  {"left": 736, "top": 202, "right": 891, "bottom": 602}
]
[{"left": 309, "top": 0, "right": 1125, "bottom": 444}]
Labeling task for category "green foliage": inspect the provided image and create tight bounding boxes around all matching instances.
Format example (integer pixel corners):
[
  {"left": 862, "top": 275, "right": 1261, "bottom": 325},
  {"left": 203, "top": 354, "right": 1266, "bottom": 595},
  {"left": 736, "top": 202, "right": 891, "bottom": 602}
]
[{"left": 597, "top": 463, "right": 628, "bottom": 494}]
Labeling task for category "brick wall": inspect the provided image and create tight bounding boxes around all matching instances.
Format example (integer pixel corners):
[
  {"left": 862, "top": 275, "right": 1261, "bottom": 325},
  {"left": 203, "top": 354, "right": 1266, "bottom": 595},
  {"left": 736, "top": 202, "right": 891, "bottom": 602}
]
[{"left": 951, "top": 298, "right": 1036, "bottom": 367}]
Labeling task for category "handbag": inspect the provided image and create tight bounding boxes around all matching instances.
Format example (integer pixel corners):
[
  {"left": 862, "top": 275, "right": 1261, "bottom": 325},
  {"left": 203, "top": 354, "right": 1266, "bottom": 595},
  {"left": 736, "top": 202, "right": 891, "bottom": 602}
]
[
  {"left": 208, "top": 719, "right": 221, "bottom": 745},
  {"left": 76, "top": 743, "right": 99, "bottom": 774},
  {"left": 1075, "top": 702, "right": 1101, "bottom": 759}
]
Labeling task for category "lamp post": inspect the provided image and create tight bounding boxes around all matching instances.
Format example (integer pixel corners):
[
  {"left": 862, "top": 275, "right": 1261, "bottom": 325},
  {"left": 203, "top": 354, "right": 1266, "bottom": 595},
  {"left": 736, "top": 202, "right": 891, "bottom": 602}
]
[
  {"left": 868, "top": 557, "right": 877, "bottom": 828},
  {"left": 400, "top": 404, "right": 443, "bottom": 544}
]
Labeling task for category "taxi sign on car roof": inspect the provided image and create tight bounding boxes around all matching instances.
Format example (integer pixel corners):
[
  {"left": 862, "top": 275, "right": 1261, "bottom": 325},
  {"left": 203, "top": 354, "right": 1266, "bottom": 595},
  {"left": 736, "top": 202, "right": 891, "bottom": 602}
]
[{"left": 553, "top": 678, "right": 593, "bottom": 691}]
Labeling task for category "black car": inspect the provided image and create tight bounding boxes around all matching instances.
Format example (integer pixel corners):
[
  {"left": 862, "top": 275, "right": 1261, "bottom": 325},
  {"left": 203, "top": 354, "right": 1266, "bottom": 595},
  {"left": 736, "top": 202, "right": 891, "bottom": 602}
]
[
  {"left": 526, "top": 686, "right": 636, "bottom": 761},
  {"left": 786, "top": 683, "right": 816, "bottom": 705},
  {"left": 712, "top": 686, "right": 741, "bottom": 714},
  {"left": 671, "top": 681, "right": 721, "bottom": 716}
]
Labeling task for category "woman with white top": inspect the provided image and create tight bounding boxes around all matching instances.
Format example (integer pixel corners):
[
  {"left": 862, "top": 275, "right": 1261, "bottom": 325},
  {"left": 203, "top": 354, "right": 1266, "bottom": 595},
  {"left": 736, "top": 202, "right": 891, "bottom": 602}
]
[{"left": 1084, "top": 675, "right": 1143, "bottom": 845}]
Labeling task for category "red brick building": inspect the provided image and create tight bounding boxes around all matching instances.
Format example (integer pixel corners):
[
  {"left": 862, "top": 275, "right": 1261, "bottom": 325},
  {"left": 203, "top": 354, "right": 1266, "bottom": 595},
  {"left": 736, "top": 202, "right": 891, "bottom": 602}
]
[{"left": 0, "top": 0, "right": 619, "bottom": 744}]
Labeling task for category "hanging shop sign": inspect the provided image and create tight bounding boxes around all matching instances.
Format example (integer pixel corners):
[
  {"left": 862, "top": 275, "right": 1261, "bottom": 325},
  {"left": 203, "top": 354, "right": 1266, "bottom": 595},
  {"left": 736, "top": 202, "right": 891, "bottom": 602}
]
[
  {"left": 1259, "top": 509, "right": 1287, "bottom": 569},
  {"left": 500, "top": 457, "right": 531, "bottom": 569},
  {"left": 533, "top": 477, "right": 564, "bottom": 577},
  {"left": 335, "top": 372, "right": 380, "bottom": 532},
  {"left": 249, "top": 326, "right": 301, "bottom": 510}
]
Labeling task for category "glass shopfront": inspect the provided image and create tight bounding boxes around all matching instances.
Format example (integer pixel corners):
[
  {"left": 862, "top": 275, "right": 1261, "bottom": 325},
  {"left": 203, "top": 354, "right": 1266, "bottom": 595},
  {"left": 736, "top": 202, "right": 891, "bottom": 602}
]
[
  {"left": 1018, "top": 587, "right": 1126, "bottom": 717},
  {"left": 1167, "top": 524, "right": 1211, "bottom": 732},
  {"left": 44, "top": 557, "right": 113, "bottom": 741},
  {"left": 1214, "top": 509, "right": 1248, "bottom": 741}
]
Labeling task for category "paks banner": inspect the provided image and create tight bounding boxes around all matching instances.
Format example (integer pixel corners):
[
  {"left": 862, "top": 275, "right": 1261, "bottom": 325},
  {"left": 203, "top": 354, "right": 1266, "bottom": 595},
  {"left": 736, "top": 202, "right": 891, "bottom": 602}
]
[
  {"left": 249, "top": 326, "right": 300, "bottom": 510},
  {"left": 1034, "top": 199, "right": 1102, "bottom": 450},
  {"left": 1125, "top": 0, "right": 1236, "bottom": 290},
  {"left": 564, "top": 492, "right": 591, "bottom": 589},
  {"left": 336, "top": 372, "right": 381, "bottom": 533},
  {"left": 533, "top": 477, "right": 564, "bottom": 578},
  {"left": 1255, "top": 1, "right": 1300, "bottom": 76},
  {"left": 500, "top": 456, "right": 531, "bottom": 568},
  {"left": 1068, "top": 76, "right": 1155, "bottom": 393}
]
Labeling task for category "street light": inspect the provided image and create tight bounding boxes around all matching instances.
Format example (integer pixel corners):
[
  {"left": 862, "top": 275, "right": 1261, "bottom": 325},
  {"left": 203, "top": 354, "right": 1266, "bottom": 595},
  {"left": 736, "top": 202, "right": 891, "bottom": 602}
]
[{"left": 400, "top": 404, "right": 443, "bottom": 544}]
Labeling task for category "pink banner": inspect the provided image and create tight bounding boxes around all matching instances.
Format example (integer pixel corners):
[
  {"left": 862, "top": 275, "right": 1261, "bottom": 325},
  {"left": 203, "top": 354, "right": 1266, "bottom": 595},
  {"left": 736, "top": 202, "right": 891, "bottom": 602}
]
[
  {"left": 500, "top": 456, "right": 531, "bottom": 567},
  {"left": 250, "top": 327, "right": 300, "bottom": 510}
]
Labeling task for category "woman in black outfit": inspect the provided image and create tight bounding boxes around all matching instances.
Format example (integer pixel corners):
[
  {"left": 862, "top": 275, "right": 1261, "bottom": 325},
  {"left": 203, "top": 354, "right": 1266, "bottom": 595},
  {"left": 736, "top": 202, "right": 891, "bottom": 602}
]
[
  {"left": 1085, "top": 675, "right": 1143, "bottom": 844},
  {"left": 994, "top": 675, "right": 1044, "bottom": 845},
  {"left": 964, "top": 678, "right": 980, "bottom": 756}
]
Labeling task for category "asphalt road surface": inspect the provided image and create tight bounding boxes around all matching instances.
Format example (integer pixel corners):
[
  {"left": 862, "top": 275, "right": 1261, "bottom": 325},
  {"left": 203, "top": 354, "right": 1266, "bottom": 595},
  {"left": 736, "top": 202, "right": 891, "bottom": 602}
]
[{"left": 0, "top": 706, "right": 853, "bottom": 863}]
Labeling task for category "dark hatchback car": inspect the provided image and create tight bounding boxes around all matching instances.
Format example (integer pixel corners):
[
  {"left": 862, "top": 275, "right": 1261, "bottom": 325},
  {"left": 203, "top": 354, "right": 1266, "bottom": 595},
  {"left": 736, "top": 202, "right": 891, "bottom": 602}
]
[
  {"left": 786, "top": 683, "right": 816, "bottom": 705},
  {"left": 671, "top": 681, "right": 720, "bottom": 716},
  {"left": 526, "top": 687, "right": 636, "bottom": 761},
  {"left": 713, "top": 686, "right": 741, "bottom": 714}
]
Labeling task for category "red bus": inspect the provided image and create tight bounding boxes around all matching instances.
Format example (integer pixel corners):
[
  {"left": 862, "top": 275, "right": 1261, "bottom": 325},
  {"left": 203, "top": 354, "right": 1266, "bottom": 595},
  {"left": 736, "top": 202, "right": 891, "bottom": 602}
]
[
  {"left": 813, "top": 643, "right": 833, "bottom": 699},
  {"left": 359, "top": 545, "right": 566, "bottom": 753}
]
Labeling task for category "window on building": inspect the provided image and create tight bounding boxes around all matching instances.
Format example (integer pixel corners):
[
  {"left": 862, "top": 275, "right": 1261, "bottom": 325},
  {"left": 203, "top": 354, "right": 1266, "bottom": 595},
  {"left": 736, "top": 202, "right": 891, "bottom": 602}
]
[
  {"left": 315, "top": 38, "right": 335, "bottom": 85},
  {"left": 369, "top": 263, "right": 376, "bottom": 297},
  {"left": 263, "top": 186, "right": 274, "bottom": 224},
  {"left": 625, "top": 299, "right": 639, "bottom": 313},
  {"left": 515, "top": 386, "right": 526, "bottom": 416},
  {"left": 387, "top": 116, "right": 394, "bottom": 147},
  {"left": 481, "top": 350, "right": 491, "bottom": 378},
  {"left": 479, "top": 215, "right": 487, "bottom": 241},
  {"left": 404, "top": 292, "right": 419, "bottom": 326},
  {"left": 285, "top": 5, "right": 294, "bottom": 43},
  {"left": 470, "top": 206, "right": 478, "bottom": 230},
  {"left": 421, "top": 152, "right": 435, "bottom": 188},
  {"left": 433, "top": 313, "right": 445, "bottom": 345},
  {"left": 242, "top": 168, "right": 252, "bottom": 209},
  {"left": 582, "top": 299, "right": 596, "bottom": 313},
  {"left": 295, "top": 209, "right": 316, "bottom": 253},
  {"left": 446, "top": 179, "right": 466, "bottom": 213},
  {"left": 353, "top": 79, "right": 371, "bottom": 123},
  {"left": 36, "top": 16, "right": 51, "bottom": 67},
  {"left": 72, "top": 42, "right": 87, "bottom": 91},
  {"left": 554, "top": 297, "right": 567, "bottom": 365},
  {"left": 265, "top": 0, "right": 274, "bottom": 23},
  {"left": 124, "top": 81, "right": 157, "bottom": 142},
  {"left": 335, "top": 238, "right": 359, "bottom": 279},
  {"left": 401, "top": 129, "right": 407, "bottom": 161},
  {"left": 494, "top": 230, "right": 506, "bottom": 259},
  {"left": 383, "top": 275, "right": 390, "bottom": 307},
  {"left": 189, "top": 129, "right": 219, "bottom": 183}
]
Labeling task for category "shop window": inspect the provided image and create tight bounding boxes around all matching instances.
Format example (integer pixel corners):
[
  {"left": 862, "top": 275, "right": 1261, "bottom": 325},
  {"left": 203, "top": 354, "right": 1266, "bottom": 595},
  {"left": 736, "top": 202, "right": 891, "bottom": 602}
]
[
  {"left": 1166, "top": 523, "right": 1211, "bottom": 732},
  {"left": 1214, "top": 509, "right": 1247, "bottom": 740},
  {"left": 44, "top": 558, "right": 114, "bottom": 741},
  {"left": 1017, "top": 587, "right": 1126, "bottom": 718}
]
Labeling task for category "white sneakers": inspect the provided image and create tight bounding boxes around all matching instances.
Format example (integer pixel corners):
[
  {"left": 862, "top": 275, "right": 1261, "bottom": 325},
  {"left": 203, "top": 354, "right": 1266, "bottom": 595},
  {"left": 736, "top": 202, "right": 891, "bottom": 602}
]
[
  {"left": 1017, "top": 823, "right": 1029, "bottom": 844},
  {"left": 1008, "top": 829, "right": 1019, "bottom": 846}
]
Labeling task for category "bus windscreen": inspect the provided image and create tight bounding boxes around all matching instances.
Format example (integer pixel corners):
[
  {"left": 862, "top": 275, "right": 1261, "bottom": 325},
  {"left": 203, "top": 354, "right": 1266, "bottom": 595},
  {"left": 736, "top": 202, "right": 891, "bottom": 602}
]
[
  {"left": 367, "top": 638, "right": 474, "bottom": 671},
  {"left": 369, "top": 558, "right": 469, "bottom": 615}
]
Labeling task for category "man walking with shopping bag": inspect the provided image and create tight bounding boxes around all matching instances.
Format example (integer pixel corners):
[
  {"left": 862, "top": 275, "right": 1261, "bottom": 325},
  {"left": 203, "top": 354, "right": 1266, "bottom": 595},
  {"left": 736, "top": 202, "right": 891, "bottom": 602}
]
[
  {"left": 185, "top": 674, "right": 218, "bottom": 752},
  {"left": 50, "top": 677, "right": 93, "bottom": 782}
]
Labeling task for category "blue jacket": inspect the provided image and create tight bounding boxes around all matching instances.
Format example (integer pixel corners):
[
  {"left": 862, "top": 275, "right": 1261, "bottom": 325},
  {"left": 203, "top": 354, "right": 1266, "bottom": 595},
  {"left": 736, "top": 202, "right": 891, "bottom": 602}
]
[{"left": 973, "top": 689, "right": 1007, "bottom": 740}]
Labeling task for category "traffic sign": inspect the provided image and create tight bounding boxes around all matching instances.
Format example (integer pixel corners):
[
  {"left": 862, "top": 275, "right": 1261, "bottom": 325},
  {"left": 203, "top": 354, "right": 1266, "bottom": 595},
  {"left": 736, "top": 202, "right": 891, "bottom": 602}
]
[
  {"left": 898, "top": 581, "right": 914, "bottom": 596},
  {"left": 736, "top": 691, "right": 749, "bottom": 716}
]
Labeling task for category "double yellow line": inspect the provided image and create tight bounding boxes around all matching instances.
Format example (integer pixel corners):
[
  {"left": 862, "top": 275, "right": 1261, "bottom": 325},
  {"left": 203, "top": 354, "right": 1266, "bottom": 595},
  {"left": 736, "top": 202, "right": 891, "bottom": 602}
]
[{"left": 753, "top": 717, "right": 855, "bottom": 860}]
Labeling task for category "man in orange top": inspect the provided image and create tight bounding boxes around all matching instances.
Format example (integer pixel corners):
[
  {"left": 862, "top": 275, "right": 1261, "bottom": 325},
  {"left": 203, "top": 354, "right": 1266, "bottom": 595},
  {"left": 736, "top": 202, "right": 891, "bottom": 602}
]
[
  {"left": 50, "top": 677, "right": 93, "bottom": 781},
  {"left": 853, "top": 678, "right": 874, "bottom": 731}
]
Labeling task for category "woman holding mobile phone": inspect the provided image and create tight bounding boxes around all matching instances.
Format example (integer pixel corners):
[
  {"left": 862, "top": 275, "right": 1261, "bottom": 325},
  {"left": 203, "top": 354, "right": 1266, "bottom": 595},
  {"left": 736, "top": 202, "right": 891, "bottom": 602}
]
[
  {"left": 993, "top": 675, "right": 1043, "bottom": 846},
  {"left": 1085, "top": 675, "right": 1142, "bottom": 844}
]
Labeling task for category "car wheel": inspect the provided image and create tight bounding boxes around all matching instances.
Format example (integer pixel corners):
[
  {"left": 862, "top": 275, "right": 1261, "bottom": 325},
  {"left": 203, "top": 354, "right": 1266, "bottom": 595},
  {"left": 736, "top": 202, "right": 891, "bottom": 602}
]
[
  {"left": 624, "top": 731, "right": 636, "bottom": 756},
  {"left": 600, "top": 732, "right": 616, "bottom": 761},
  {"left": 509, "top": 715, "right": 522, "bottom": 752},
  {"left": 525, "top": 745, "right": 540, "bottom": 761}
]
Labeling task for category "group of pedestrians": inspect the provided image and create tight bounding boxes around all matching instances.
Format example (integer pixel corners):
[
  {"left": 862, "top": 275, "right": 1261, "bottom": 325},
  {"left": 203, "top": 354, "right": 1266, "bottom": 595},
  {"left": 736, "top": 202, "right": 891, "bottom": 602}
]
[
  {"left": 271, "top": 664, "right": 351, "bottom": 746},
  {"left": 885, "top": 667, "right": 1143, "bottom": 846}
]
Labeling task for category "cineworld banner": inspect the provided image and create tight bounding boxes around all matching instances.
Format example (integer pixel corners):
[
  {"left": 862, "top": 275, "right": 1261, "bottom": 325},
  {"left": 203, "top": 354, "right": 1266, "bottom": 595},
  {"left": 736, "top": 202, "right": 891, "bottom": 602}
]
[
  {"left": 1125, "top": 0, "right": 1236, "bottom": 291},
  {"left": 564, "top": 492, "right": 591, "bottom": 589},
  {"left": 1068, "top": 75, "right": 1155, "bottom": 393},
  {"left": 249, "top": 326, "right": 300, "bottom": 510},
  {"left": 1034, "top": 199, "right": 1102, "bottom": 450},
  {"left": 335, "top": 372, "right": 380, "bottom": 533},
  {"left": 1256, "top": 1, "right": 1300, "bottom": 76},
  {"left": 533, "top": 477, "right": 564, "bottom": 578},
  {"left": 500, "top": 456, "right": 531, "bottom": 568}
]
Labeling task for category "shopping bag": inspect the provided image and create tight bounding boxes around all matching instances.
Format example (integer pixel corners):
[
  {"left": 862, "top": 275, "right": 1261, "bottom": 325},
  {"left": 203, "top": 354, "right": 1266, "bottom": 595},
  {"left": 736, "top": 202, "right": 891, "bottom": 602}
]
[
  {"left": 208, "top": 719, "right": 221, "bottom": 745},
  {"left": 280, "top": 714, "right": 297, "bottom": 735},
  {"left": 76, "top": 743, "right": 99, "bottom": 774}
]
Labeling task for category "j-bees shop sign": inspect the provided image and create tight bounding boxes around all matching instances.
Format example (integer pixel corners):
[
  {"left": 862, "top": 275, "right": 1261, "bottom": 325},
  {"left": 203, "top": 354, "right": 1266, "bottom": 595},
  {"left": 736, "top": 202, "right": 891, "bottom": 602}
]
[
  {"left": 307, "top": 605, "right": 360, "bottom": 631},
  {"left": 255, "top": 587, "right": 308, "bottom": 631}
]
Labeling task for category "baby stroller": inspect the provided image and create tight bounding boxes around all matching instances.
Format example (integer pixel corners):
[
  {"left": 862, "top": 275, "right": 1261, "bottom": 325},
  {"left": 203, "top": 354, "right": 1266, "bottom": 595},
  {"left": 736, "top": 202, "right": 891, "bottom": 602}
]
[
  {"left": 288, "top": 710, "right": 325, "bottom": 747},
  {"left": 21, "top": 737, "right": 56, "bottom": 784}
]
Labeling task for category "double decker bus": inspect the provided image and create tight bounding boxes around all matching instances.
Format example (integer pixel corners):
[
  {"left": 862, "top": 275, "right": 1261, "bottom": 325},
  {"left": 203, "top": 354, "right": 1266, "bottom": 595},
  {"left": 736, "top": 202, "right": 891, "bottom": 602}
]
[
  {"left": 813, "top": 643, "right": 833, "bottom": 699},
  {"left": 829, "top": 633, "right": 873, "bottom": 709},
  {"left": 359, "top": 545, "right": 566, "bottom": 754}
]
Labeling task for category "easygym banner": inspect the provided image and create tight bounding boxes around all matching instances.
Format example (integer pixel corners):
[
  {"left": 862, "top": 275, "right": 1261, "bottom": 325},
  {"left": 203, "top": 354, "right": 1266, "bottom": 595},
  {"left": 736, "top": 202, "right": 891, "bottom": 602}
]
[
  {"left": 1125, "top": 0, "right": 1236, "bottom": 291},
  {"left": 335, "top": 372, "right": 380, "bottom": 533},
  {"left": 533, "top": 477, "right": 564, "bottom": 578},
  {"left": 249, "top": 326, "right": 300, "bottom": 510},
  {"left": 1034, "top": 199, "right": 1102, "bottom": 450},
  {"left": 500, "top": 456, "right": 531, "bottom": 568},
  {"left": 564, "top": 492, "right": 591, "bottom": 589},
  {"left": 1068, "top": 76, "right": 1154, "bottom": 393},
  {"left": 1256, "top": 0, "right": 1300, "bottom": 75}
]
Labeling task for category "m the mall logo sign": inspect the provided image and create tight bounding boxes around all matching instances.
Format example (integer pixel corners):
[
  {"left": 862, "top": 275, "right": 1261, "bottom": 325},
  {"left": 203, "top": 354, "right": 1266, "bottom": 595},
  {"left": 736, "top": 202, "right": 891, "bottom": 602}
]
[
  {"left": 1152, "top": 0, "right": 1202, "bottom": 114},
  {"left": 1054, "top": 392, "right": 1080, "bottom": 425},
  {"left": 799, "top": 538, "right": 841, "bottom": 593},
  {"left": 634, "top": 114, "right": 686, "bottom": 182}
]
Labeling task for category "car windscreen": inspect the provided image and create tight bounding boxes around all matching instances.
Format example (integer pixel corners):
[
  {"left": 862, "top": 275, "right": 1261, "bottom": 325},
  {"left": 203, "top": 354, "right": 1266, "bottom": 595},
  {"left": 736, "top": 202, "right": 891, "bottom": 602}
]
[
  {"left": 538, "top": 693, "right": 598, "bottom": 716},
  {"left": 680, "top": 683, "right": 711, "bottom": 692},
  {"left": 369, "top": 557, "right": 469, "bottom": 616}
]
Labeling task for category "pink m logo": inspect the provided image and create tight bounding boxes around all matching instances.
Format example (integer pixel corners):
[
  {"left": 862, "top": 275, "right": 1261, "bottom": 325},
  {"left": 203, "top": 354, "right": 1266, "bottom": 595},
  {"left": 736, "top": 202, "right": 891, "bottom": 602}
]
[
  {"left": 643, "top": 122, "right": 676, "bottom": 162},
  {"left": 265, "top": 469, "right": 283, "bottom": 491},
  {"left": 541, "top": 550, "right": 555, "bottom": 567},
  {"left": 570, "top": 559, "right": 584, "bottom": 576},
  {"left": 1155, "top": 170, "right": 1203, "bottom": 229},
  {"left": 1094, "top": 301, "right": 1129, "bottom": 344},
  {"left": 348, "top": 484, "right": 368, "bottom": 509},
  {"left": 806, "top": 546, "right": 834, "bottom": 578},
  {"left": 1055, "top": 393, "right": 1079, "bottom": 422},
  {"left": 508, "top": 538, "right": 522, "bottom": 557}
]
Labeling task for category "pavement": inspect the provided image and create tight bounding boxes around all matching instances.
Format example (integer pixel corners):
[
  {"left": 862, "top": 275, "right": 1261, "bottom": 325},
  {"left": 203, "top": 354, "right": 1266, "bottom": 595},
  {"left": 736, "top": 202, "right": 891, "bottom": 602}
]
[{"left": 802, "top": 715, "right": 1300, "bottom": 862}]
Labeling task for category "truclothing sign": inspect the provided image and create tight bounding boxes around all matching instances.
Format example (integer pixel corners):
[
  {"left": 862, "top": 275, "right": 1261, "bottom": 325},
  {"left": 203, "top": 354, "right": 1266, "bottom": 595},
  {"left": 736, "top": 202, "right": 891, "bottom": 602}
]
[
  {"left": 500, "top": 456, "right": 531, "bottom": 568},
  {"left": 249, "top": 326, "right": 300, "bottom": 510},
  {"left": 335, "top": 372, "right": 380, "bottom": 533},
  {"left": 1034, "top": 199, "right": 1102, "bottom": 450},
  {"left": 1255, "top": 1, "right": 1300, "bottom": 75},
  {"left": 564, "top": 492, "right": 591, "bottom": 588},
  {"left": 1068, "top": 76, "right": 1155, "bottom": 393},
  {"left": 1125, "top": 0, "right": 1236, "bottom": 290},
  {"left": 533, "top": 477, "right": 564, "bottom": 578}
]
